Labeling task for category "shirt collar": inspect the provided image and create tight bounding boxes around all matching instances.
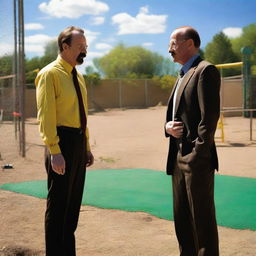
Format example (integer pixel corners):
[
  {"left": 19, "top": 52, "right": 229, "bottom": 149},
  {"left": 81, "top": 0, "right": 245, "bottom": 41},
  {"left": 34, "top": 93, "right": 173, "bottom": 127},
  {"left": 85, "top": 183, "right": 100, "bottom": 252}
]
[
  {"left": 181, "top": 54, "right": 200, "bottom": 75},
  {"left": 57, "top": 55, "right": 73, "bottom": 74}
]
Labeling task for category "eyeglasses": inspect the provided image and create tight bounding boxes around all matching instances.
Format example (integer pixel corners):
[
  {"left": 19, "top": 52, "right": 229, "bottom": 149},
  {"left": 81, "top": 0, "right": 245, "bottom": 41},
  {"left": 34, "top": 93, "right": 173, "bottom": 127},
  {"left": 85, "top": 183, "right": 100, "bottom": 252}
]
[{"left": 168, "top": 39, "right": 187, "bottom": 50}]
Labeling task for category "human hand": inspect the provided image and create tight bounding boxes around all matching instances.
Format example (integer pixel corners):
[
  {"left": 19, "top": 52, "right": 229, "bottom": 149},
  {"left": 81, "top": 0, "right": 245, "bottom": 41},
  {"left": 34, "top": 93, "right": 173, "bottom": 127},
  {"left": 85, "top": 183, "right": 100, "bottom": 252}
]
[
  {"left": 165, "top": 121, "right": 184, "bottom": 138},
  {"left": 86, "top": 151, "right": 94, "bottom": 167},
  {"left": 51, "top": 153, "right": 65, "bottom": 175}
]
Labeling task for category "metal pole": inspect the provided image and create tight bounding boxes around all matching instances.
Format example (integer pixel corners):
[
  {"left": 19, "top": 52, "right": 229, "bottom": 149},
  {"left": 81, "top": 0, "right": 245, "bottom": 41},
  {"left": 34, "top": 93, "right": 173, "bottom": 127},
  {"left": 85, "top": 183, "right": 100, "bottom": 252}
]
[
  {"left": 13, "top": 0, "right": 18, "bottom": 139},
  {"left": 18, "top": 0, "right": 26, "bottom": 157},
  {"left": 220, "top": 68, "right": 225, "bottom": 110},
  {"left": 241, "top": 46, "right": 252, "bottom": 118},
  {"left": 144, "top": 79, "right": 148, "bottom": 107},
  {"left": 250, "top": 110, "right": 253, "bottom": 141},
  {"left": 119, "top": 79, "right": 122, "bottom": 109}
]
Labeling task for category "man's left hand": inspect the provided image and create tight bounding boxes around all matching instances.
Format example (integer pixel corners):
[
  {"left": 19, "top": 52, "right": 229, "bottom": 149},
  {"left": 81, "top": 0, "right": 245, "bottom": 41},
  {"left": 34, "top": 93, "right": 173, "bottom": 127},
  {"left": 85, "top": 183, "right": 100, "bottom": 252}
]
[{"left": 86, "top": 151, "right": 94, "bottom": 167}]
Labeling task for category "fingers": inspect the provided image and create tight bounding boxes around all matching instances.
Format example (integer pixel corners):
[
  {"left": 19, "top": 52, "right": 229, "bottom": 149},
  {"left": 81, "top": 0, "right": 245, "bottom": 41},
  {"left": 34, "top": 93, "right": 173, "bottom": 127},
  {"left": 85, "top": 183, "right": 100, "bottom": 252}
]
[
  {"left": 52, "top": 168, "right": 65, "bottom": 175},
  {"left": 166, "top": 121, "right": 184, "bottom": 138},
  {"left": 52, "top": 164, "right": 65, "bottom": 175},
  {"left": 51, "top": 153, "right": 66, "bottom": 175},
  {"left": 86, "top": 152, "right": 94, "bottom": 167}
]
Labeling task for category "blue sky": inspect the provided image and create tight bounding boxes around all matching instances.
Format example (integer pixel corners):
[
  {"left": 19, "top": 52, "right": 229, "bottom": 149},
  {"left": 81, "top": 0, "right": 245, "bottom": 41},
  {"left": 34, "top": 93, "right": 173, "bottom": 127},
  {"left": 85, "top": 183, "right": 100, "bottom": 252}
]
[{"left": 0, "top": 0, "right": 256, "bottom": 73}]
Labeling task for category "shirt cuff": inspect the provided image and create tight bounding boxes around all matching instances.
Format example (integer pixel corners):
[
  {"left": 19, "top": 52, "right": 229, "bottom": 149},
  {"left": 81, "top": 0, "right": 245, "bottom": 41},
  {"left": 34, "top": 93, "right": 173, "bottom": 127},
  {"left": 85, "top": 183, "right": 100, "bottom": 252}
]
[{"left": 48, "top": 143, "right": 61, "bottom": 154}]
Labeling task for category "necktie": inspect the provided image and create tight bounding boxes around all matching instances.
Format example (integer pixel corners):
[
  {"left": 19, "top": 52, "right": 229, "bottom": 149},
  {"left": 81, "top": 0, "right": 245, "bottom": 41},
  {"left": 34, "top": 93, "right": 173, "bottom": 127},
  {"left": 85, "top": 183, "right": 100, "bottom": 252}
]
[
  {"left": 179, "top": 69, "right": 184, "bottom": 78},
  {"left": 72, "top": 68, "right": 87, "bottom": 133}
]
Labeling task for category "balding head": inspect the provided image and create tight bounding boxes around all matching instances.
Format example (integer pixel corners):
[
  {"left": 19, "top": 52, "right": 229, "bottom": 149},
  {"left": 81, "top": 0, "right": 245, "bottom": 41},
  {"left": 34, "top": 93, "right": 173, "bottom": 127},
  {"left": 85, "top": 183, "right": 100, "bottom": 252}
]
[
  {"left": 169, "top": 26, "right": 201, "bottom": 65},
  {"left": 172, "top": 26, "right": 201, "bottom": 48}
]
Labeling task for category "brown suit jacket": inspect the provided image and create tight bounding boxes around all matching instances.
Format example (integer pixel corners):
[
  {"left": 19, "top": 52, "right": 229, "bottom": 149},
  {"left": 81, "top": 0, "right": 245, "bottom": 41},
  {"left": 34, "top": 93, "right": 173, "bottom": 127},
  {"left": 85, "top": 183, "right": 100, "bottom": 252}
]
[{"left": 165, "top": 57, "right": 221, "bottom": 175}]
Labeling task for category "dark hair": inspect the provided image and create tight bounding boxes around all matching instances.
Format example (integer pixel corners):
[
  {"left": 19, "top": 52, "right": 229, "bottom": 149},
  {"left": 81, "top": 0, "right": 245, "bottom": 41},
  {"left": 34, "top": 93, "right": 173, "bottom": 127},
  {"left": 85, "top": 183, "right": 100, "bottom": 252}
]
[
  {"left": 183, "top": 27, "right": 201, "bottom": 48},
  {"left": 58, "top": 26, "right": 84, "bottom": 52}
]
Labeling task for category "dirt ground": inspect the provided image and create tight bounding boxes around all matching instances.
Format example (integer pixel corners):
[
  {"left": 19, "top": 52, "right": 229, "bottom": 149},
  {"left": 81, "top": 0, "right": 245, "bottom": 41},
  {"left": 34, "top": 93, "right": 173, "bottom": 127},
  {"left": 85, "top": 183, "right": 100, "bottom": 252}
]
[{"left": 0, "top": 106, "right": 256, "bottom": 256}]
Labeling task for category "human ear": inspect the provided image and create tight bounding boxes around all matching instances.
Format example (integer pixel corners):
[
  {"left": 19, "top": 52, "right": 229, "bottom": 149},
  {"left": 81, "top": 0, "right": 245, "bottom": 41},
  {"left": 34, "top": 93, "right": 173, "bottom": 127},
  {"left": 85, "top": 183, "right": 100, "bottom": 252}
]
[{"left": 62, "top": 43, "right": 70, "bottom": 51}]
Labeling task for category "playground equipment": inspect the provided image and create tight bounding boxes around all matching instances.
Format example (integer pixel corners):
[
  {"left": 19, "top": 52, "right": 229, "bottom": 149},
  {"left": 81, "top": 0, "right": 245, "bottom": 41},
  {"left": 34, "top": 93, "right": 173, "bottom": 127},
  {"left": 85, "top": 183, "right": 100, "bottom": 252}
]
[{"left": 215, "top": 47, "right": 255, "bottom": 142}]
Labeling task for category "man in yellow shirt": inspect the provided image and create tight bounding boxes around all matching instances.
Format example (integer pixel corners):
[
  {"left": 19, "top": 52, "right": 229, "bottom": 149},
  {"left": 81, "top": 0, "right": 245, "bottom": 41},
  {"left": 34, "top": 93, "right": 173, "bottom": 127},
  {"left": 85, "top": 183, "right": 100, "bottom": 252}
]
[{"left": 35, "top": 26, "right": 94, "bottom": 256}]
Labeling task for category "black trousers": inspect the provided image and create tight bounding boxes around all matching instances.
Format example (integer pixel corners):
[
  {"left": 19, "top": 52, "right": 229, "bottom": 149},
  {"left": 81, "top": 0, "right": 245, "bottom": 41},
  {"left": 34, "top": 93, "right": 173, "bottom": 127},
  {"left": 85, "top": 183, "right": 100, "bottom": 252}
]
[
  {"left": 45, "top": 127, "right": 87, "bottom": 256},
  {"left": 172, "top": 154, "right": 219, "bottom": 256}
]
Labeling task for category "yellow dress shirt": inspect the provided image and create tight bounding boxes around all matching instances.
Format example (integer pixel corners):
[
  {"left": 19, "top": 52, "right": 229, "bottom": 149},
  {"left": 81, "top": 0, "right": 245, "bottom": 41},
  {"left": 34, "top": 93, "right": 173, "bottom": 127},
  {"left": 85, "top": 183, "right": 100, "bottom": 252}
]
[{"left": 35, "top": 55, "right": 91, "bottom": 154}]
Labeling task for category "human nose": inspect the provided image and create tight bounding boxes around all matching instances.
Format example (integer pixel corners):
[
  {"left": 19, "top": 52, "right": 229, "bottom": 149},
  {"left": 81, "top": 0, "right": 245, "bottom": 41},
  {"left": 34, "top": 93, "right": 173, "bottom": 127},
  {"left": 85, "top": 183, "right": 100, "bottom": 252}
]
[{"left": 169, "top": 42, "right": 176, "bottom": 50}]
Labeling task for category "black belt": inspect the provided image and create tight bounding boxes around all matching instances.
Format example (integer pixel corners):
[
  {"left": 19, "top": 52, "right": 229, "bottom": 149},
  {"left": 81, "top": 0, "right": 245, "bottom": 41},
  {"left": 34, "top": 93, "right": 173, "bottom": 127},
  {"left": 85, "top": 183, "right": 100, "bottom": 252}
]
[{"left": 57, "top": 126, "right": 84, "bottom": 134}]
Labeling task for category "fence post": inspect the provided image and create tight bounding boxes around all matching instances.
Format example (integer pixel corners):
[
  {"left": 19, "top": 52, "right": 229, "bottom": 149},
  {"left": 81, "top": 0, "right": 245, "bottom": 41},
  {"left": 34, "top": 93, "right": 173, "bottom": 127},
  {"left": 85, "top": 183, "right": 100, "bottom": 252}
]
[
  {"left": 118, "top": 79, "right": 122, "bottom": 109},
  {"left": 250, "top": 110, "right": 253, "bottom": 141},
  {"left": 241, "top": 46, "right": 253, "bottom": 118},
  {"left": 18, "top": 0, "right": 26, "bottom": 157},
  {"left": 144, "top": 79, "right": 148, "bottom": 107}
]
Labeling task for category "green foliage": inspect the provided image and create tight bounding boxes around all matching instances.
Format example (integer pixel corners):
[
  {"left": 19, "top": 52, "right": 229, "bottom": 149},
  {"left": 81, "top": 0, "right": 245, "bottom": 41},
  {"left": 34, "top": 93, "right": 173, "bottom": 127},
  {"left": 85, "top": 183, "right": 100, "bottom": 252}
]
[
  {"left": 83, "top": 73, "right": 101, "bottom": 87},
  {"left": 204, "top": 32, "right": 239, "bottom": 76},
  {"left": 199, "top": 48, "right": 204, "bottom": 59},
  {"left": 44, "top": 40, "right": 58, "bottom": 59},
  {"left": 205, "top": 32, "right": 238, "bottom": 64},
  {"left": 84, "top": 65, "right": 101, "bottom": 87},
  {"left": 25, "top": 40, "right": 58, "bottom": 85},
  {"left": 153, "top": 75, "right": 176, "bottom": 90},
  {"left": 252, "top": 65, "right": 256, "bottom": 76},
  {"left": 231, "top": 23, "right": 256, "bottom": 66},
  {"left": 0, "top": 55, "right": 13, "bottom": 76},
  {"left": 94, "top": 43, "right": 164, "bottom": 78},
  {"left": 160, "top": 58, "right": 177, "bottom": 76},
  {"left": 0, "top": 55, "right": 13, "bottom": 88}
]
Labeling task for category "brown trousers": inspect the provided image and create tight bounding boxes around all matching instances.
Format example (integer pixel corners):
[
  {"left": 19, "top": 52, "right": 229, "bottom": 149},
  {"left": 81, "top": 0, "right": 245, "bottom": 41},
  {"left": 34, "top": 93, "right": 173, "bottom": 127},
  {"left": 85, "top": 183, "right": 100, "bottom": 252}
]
[
  {"left": 45, "top": 127, "right": 87, "bottom": 256},
  {"left": 172, "top": 153, "right": 219, "bottom": 256}
]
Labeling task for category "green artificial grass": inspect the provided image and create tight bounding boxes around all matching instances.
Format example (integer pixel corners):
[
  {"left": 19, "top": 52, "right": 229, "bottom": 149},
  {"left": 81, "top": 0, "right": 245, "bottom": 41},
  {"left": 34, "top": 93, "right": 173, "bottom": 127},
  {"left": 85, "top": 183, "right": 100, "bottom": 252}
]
[{"left": 0, "top": 169, "right": 255, "bottom": 230}]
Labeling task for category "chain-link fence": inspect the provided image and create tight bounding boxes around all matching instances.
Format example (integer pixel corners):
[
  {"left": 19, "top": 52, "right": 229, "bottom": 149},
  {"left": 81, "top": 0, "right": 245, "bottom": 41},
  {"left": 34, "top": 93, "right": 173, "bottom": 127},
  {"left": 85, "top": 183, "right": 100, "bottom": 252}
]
[{"left": 0, "top": 0, "right": 25, "bottom": 156}]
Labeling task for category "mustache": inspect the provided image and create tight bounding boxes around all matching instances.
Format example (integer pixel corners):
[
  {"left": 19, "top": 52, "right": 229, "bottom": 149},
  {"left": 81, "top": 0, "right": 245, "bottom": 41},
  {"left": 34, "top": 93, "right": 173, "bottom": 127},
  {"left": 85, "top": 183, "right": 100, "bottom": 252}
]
[
  {"left": 76, "top": 52, "right": 86, "bottom": 64},
  {"left": 78, "top": 52, "right": 86, "bottom": 58},
  {"left": 169, "top": 51, "right": 175, "bottom": 57}
]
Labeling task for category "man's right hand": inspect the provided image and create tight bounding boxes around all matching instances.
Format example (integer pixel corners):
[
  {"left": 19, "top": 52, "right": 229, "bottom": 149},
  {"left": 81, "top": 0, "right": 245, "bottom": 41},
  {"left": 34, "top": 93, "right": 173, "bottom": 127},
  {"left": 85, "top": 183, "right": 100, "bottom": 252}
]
[
  {"left": 165, "top": 121, "right": 184, "bottom": 138},
  {"left": 51, "top": 153, "right": 65, "bottom": 175}
]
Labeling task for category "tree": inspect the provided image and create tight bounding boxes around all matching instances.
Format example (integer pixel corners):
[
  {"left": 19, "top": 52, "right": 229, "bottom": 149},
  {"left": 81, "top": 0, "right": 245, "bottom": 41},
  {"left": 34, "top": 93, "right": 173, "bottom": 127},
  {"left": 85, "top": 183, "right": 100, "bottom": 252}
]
[
  {"left": 159, "top": 58, "right": 177, "bottom": 76},
  {"left": 204, "top": 32, "right": 239, "bottom": 76},
  {"left": 25, "top": 40, "right": 58, "bottom": 84},
  {"left": 205, "top": 32, "right": 238, "bottom": 65},
  {"left": 231, "top": 23, "right": 256, "bottom": 73},
  {"left": 153, "top": 75, "right": 176, "bottom": 90},
  {"left": 0, "top": 55, "right": 13, "bottom": 88},
  {"left": 84, "top": 65, "right": 101, "bottom": 87},
  {"left": 94, "top": 44, "right": 164, "bottom": 78},
  {"left": 44, "top": 40, "right": 58, "bottom": 59}
]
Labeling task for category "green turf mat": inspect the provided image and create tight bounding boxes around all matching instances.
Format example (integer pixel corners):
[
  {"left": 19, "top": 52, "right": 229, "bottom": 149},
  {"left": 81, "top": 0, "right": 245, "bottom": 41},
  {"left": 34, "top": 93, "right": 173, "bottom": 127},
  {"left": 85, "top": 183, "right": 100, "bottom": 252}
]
[{"left": 0, "top": 169, "right": 255, "bottom": 230}]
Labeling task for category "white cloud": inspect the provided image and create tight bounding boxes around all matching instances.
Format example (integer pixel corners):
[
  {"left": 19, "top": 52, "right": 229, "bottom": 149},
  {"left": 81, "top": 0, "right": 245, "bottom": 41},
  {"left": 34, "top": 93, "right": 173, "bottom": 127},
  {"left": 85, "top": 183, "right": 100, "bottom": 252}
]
[
  {"left": 95, "top": 43, "right": 112, "bottom": 50},
  {"left": 142, "top": 42, "right": 154, "bottom": 47},
  {"left": 103, "top": 37, "right": 117, "bottom": 43},
  {"left": 223, "top": 27, "right": 243, "bottom": 38},
  {"left": 0, "top": 43, "right": 14, "bottom": 57},
  {"left": 90, "top": 16, "right": 105, "bottom": 25},
  {"left": 25, "top": 23, "right": 44, "bottom": 30},
  {"left": 84, "top": 29, "right": 100, "bottom": 45},
  {"left": 25, "top": 34, "right": 56, "bottom": 55},
  {"left": 25, "top": 34, "right": 54, "bottom": 44},
  {"left": 39, "top": 0, "right": 109, "bottom": 18},
  {"left": 112, "top": 6, "right": 167, "bottom": 35},
  {"left": 87, "top": 51, "right": 108, "bottom": 58}
]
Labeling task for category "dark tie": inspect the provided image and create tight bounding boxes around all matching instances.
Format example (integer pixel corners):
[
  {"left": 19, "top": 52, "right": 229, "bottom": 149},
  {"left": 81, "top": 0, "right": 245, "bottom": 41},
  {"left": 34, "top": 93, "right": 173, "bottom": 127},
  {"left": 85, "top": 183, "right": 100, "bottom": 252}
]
[
  {"left": 179, "top": 69, "right": 184, "bottom": 78},
  {"left": 72, "top": 68, "right": 87, "bottom": 133}
]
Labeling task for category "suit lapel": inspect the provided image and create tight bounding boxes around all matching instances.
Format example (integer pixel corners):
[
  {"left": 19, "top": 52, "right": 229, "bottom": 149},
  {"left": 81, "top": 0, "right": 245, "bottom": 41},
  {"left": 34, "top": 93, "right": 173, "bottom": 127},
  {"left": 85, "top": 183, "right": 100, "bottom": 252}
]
[{"left": 173, "top": 57, "right": 202, "bottom": 117}]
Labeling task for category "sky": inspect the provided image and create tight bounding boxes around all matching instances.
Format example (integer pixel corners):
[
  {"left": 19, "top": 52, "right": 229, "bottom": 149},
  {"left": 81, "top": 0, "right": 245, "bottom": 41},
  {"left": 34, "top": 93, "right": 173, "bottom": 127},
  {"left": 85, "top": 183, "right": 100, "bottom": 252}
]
[{"left": 0, "top": 0, "right": 256, "bottom": 73}]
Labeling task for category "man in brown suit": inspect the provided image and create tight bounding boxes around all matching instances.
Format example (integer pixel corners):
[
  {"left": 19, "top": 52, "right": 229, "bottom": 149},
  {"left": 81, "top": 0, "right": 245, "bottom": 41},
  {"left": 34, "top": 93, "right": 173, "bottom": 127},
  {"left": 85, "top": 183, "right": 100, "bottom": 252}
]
[{"left": 165, "top": 26, "right": 220, "bottom": 256}]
